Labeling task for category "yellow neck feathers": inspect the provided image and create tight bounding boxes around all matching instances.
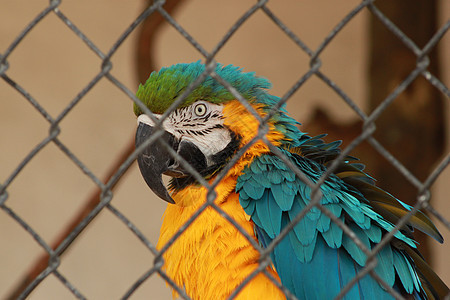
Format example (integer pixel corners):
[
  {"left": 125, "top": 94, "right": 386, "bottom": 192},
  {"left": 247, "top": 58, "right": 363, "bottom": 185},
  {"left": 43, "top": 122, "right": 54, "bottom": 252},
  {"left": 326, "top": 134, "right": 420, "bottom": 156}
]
[{"left": 156, "top": 100, "right": 286, "bottom": 299}]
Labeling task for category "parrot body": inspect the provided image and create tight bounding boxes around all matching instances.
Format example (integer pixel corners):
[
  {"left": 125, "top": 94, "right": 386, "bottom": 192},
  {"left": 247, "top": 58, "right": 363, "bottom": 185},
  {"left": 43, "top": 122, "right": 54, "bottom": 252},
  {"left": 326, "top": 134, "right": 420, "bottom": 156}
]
[{"left": 134, "top": 62, "right": 448, "bottom": 299}]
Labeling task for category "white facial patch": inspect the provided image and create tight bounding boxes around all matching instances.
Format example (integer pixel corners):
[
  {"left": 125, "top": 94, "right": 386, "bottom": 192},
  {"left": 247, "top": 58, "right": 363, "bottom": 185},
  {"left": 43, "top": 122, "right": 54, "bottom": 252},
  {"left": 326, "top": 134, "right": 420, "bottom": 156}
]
[
  {"left": 137, "top": 113, "right": 183, "bottom": 137},
  {"left": 137, "top": 113, "right": 158, "bottom": 127},
  {"left": 137, "top": 101, "right": 232, "bottom": 167}
]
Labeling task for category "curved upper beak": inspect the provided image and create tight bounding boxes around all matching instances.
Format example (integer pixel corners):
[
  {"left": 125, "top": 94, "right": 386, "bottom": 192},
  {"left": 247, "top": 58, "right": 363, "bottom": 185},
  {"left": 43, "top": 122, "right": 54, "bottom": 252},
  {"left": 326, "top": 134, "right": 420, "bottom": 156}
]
[
  {"left": 135, "top": 121, "right": 208, "bottom": 204},
  {"left": 135, "top": 122, "right": 177, "bottom": 204}
]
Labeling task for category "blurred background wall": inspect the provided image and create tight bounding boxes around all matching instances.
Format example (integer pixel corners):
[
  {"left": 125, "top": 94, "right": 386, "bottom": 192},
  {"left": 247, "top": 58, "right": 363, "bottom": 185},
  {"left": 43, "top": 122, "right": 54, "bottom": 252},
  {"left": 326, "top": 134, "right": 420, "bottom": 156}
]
[{"left": 1, "top": 0, "right": 449, "bottom": 299}]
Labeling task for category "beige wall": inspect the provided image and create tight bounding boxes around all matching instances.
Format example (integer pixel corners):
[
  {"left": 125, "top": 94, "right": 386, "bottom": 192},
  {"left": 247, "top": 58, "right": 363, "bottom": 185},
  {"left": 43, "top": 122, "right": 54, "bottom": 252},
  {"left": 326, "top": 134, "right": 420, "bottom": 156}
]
[{"left": 1, "top": 0, "right": 448, "bottom": 299}]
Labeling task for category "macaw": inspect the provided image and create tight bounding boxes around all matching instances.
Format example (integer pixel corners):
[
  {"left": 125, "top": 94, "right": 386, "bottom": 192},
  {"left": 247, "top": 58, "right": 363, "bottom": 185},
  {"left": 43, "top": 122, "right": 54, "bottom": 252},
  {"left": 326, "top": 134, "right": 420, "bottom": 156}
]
[{"left": 133, "top": 61, "right": 448, "bottom": 300}]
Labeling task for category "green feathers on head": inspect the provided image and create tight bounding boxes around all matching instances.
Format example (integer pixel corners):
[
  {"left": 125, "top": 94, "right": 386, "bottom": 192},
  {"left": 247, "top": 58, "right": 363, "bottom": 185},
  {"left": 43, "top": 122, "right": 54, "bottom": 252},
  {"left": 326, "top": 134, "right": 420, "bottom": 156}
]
[{"left": 134, "top": 61, "right": 272, "bottom": 115}]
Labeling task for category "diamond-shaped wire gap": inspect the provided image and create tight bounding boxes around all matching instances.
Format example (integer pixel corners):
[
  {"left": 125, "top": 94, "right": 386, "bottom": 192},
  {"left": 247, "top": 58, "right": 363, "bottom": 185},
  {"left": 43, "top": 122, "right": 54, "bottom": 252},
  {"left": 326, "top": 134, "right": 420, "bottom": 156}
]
[
  {"left": 52, "top": 8, "right": 104, "bottom": 59},
  {"left": 206, "top": 68, "right": 318, "bottom": 237},
  {"left": 367, "top": 3, "right": 421, "bottom": 56},
  {"left": 258, "top": 52, "right": 361, "bottom": 131},
  {"left": 260, "top": 4, "right": 312, "bottom": 56},
  {"left": 207, "top": 0, "right": 267, "bottom": 59},
  {"left": 3, "top": 15, "right": 106, "bottom": 119},
  {"left": 52, "top": 0, "right": 148, "bottom": 60},
  {"left": 360, "top": 22, "right": 447, "bottom": 140},
  {"left": 366, "top": 137, "right": 423, "bottom": 190},
  {"left": 310, "top": 0, "right": 370, "bottom": 64},
  {"left": 0, "top": 112, "right": 57, "bottom": 197},
  {"left": 366, "top": 6, "right": 443, "bottom": 96},
  {"left": 158, "top": 0, "right": 265, "bottom": 61},
  {"left": 4, "top": 141, "right": 103, "bottom": 245},
  {"left": 360, "top": 72, "right": 442, "bottom": 190},
  {"left": 205, "top": 8, "right": 312, "bottom": 96},
  {"left": 53, "top": 78, "right": 135, "bottom": 185},
  {"left": 408, "top": 152, "right": 450, "bottom": 233},
  {"left": 156, "top": 5, "right": 209, "bottom": 58},
  {"left": 0, "top": 205, "right": 55, "bottom": 295},
  {"left": 308, "top": 17, "right": 370, "bottom": 120},
  {"left": 51, "top": 65, "right": 110, "bottom": 128},
  {"left": 0, "top": 0, "right": 59, "bottom": 66},
  {"left": 103, "top": 0, "right": 165, "bottom": 63},
  {"left": 106, "top": 202, "right": 158, "bottom": 253},
  {"left": 365, "top": 59, "right": 428, "bottom": 126},
  {"left": 53, "top": 207, "right": 156, "bottom": 298},
  {"left": 1, "top": 203, "right": 61, "bottom": 300},
  {"left": 259, "top": 2, "right": 371, "bottom": 122},
  {"left": 265, "top": 0, "right": 368, "bottom": 54}
]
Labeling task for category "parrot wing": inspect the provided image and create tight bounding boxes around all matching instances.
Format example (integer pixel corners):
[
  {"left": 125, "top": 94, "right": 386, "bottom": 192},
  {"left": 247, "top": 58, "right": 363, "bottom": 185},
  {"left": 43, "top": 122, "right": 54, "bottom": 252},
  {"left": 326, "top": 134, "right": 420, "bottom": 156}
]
[{"left": 236, "top": 135, "right": 447, "bottom": 299}]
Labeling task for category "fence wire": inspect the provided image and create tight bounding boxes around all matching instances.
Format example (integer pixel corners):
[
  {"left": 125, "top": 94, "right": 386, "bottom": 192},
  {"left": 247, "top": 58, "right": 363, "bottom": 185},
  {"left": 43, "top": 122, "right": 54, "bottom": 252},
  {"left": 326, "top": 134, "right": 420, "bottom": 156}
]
[{"left": 1, "top": 0, "right": 449, "bottom": 299}]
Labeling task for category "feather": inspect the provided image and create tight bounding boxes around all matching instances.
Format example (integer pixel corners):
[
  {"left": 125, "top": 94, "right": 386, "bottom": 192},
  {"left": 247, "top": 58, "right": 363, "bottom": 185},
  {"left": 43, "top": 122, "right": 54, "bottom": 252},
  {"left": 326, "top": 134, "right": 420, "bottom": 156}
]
[
  {"left": 242, "top": 179, "right": 265, "bottom": 199},
  {"left": 321, "top": 216, "right": 344, "bottom": 248},
  {"left": 254, "top": 189, "right": 282, "bottom": 238},
  {"left": 372, "top": 201, "right": 443, "bottom": 243},
  {"left": 342, "top": 223, "right": 371, "bottom": 266},
  {"left": 374, "top": 244, "right": 395, "bottom": 287},
  {"left": 271, "top": 183, "right": 294, "bottom": 211},
  {"left": 364, "top": 225, "right": 382, "bottom": 243},
  {"left": 393, "top": 250, "right": 415, "bottom": 294},
  {"left": 288, "top": 228, "right": 317, "bottom": 263},
  {"left": 289, "top": 198, "right": 319, "bottom": 246}
]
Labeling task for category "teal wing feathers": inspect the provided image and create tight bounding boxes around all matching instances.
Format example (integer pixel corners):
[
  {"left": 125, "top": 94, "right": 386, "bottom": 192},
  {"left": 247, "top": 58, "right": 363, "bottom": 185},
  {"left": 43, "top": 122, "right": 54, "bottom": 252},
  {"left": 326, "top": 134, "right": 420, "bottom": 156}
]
[{"left": 236, "top": 136, "right": 447, "bottom": 299}]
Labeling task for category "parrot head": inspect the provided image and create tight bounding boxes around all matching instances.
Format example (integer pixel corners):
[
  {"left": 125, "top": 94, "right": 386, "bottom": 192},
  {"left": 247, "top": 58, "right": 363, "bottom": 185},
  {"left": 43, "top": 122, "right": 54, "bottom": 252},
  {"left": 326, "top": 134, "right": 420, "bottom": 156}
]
[{"left": 134, "top": 61, "right": 299, "bottom": 204}]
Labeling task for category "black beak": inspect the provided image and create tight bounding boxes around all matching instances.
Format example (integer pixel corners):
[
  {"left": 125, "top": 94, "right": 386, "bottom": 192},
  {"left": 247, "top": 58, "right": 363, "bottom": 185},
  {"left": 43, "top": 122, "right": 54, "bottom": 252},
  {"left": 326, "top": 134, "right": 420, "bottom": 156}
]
[
  {"left": 135, "top": 123, "right": 176, "bottom": 204},
  {"left": 135, "top": 122, "right": 207, "bottom": 204}
]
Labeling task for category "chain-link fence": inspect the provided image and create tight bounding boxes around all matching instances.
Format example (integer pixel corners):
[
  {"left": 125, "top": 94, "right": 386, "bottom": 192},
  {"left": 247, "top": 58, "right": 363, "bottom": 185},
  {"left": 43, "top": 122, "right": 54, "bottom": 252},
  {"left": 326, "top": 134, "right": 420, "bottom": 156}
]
[{"left": 1, "top": 0, "right": 449, "bottom": 299}]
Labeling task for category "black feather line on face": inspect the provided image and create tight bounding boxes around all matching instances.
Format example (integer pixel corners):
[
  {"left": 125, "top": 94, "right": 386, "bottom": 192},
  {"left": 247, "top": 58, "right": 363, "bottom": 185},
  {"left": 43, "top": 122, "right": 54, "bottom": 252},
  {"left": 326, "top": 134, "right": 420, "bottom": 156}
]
[{"left": 168, "top": 130, "right": 241, "bottom": 191}]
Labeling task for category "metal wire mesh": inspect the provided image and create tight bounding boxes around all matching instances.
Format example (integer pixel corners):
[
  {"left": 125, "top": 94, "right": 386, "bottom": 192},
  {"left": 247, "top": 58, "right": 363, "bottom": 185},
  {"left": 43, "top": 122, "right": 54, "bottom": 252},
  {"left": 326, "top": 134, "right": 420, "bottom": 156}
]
[{"left": 1, "top": 0, "right": 449, "bottom": 299}]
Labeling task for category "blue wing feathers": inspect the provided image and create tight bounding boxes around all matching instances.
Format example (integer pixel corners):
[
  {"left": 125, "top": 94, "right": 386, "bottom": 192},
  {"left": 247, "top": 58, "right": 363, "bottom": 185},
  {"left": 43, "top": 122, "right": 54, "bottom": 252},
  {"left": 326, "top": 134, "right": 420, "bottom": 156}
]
[
  {"left": 375, "top": 245, "right": 395, "bottom": 287},
  {"left": 289, "top": 200, "right": 319, "bottom": 246},
  {"left": 393, "top": 251, "right": 415, "bottom": 294},
  {"left": 342, "top": 223, "right": 370, "bottom": 267},
  {"left": 364, "top": 225, "right": 382, "bottom": 243},
  {"left": 236, "top": 149, "right": 432, "bottom": 299},
  {"left": 321, "top": 216, "right": 344, "bottom": 248},
  {"left": 271, "top": 183, "right": 294, "bottom": 210}
]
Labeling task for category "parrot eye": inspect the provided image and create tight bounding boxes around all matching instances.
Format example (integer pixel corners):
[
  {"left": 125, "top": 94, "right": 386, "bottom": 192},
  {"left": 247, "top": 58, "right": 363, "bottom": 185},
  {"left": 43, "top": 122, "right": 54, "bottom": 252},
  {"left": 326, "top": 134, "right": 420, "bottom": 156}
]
[{"left": 194, "top": 103, "right": 208, "bottom": 117}]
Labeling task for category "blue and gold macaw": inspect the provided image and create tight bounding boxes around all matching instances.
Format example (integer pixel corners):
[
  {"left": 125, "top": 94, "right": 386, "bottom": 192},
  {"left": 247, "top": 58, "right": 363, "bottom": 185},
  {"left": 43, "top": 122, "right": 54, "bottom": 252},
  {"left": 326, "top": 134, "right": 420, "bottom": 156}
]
[{"left": 134, "top": 62, "right": 448, "bottom": 299}]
